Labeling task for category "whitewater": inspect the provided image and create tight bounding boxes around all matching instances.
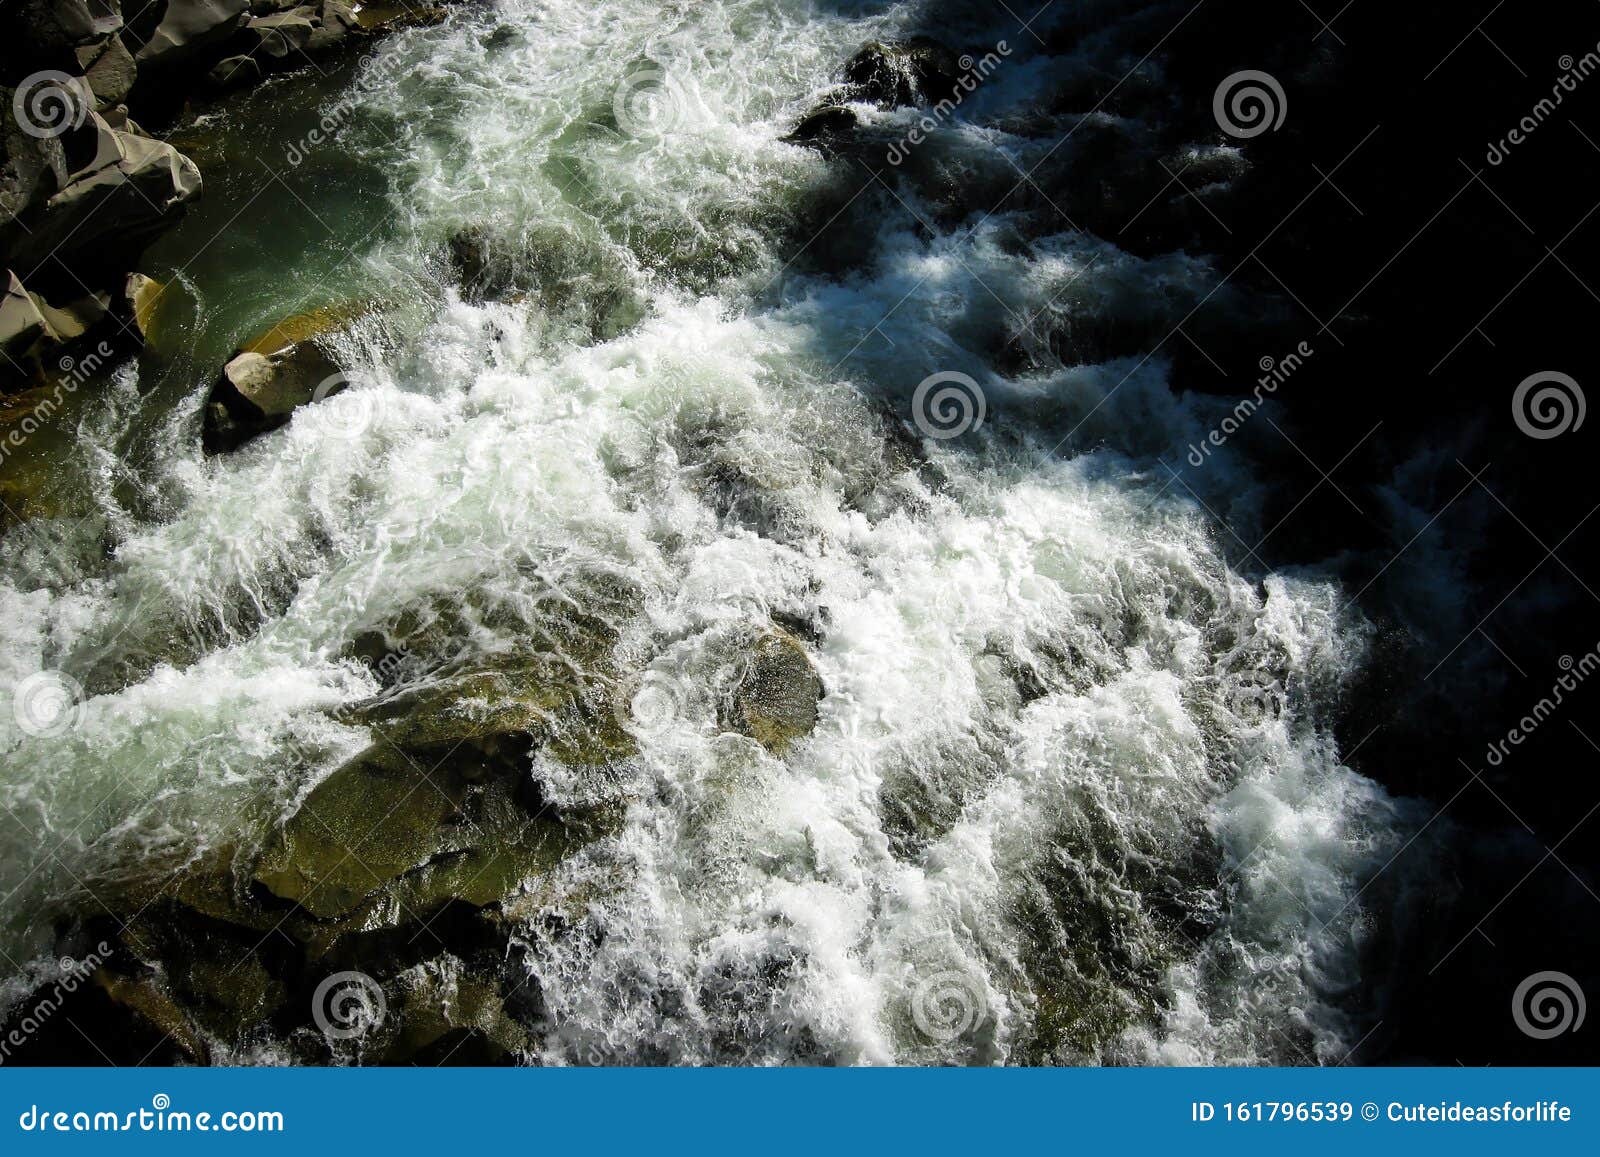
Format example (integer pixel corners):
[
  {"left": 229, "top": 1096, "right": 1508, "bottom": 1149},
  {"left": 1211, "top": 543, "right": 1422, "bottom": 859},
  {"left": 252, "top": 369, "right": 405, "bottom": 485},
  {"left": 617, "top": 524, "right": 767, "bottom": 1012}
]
[{"left": 0, "top": 0, "right": 1429, "bottom": 1064}]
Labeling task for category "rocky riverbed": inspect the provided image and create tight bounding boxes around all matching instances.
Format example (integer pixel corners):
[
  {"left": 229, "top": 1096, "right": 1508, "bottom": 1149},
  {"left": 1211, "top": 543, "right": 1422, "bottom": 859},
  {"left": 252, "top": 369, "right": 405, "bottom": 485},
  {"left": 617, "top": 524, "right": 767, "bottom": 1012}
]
[{"left": 3, "top": 0, "right": 1597, "bottom": 1067}]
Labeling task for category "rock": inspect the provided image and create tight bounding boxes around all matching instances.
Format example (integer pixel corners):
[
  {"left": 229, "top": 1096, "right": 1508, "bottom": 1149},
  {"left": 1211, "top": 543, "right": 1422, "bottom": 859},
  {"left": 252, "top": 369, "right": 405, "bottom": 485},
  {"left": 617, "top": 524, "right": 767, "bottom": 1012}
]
[
  {"left": 74, "top": 33, "right": 137, "bottom": 107},
  {"left": 842, "top": 37, "right": 963, "bottom": 109},
  {"left": 238, "top": 11, "right": 317, "bottom": 61},
  {"left": 728, "top": 630, "right": 824, "bottom": 753},
  {"left": 131, "top": 0, "right": 250, "bottom": 73},
  {"left": 205, "top": 53, "right": 261, "bottom": 91},
  {"left": 786, "top": 105, "right": 858, "bottom": 145},
  {"left": 201, "top": 340, "right": 341, "bottom": 452},
  {"left": 0, "top": 268, "right": 111, "bottom": 371},
  {"left": 0, "top": 112, "right": 200, "bottom": 288},
  {"left": 354, "top": 3, "right": 448, "bottom": 33},
  {"left": 4, "top": 0, "right": 124, "bottom": 57},
  {"left": 1, "top": 271, "right": 52, "bottom": 365},
  {"left": 200, "top": 306, "right": 372, "bottom": 452},
  {"left": 122, "top": 272, "right": 166, "bottom": 343},
  {"left": 378, "top": 955, "right": 526, "bottom": 1064}
]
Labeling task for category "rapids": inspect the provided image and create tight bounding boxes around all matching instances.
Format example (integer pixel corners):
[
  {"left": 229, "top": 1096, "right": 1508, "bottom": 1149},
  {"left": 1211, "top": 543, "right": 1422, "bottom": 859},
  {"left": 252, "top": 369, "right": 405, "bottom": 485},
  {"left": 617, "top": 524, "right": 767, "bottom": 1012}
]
[{"left": 0, "top": 0, "right": 1432, "bottom": 1064}]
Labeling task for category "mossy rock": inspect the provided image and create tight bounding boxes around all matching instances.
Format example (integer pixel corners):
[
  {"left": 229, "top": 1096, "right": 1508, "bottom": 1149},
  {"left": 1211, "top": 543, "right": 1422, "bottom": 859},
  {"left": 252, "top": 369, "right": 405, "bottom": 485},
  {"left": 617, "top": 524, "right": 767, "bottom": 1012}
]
[{"left": 727, "top": 630, "right": 824, "bottom": 754}]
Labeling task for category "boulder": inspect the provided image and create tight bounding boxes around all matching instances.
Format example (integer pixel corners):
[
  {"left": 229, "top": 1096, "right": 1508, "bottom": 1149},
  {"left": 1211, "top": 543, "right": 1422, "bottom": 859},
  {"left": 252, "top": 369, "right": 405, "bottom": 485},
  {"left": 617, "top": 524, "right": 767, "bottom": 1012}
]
[
  {"left": 727, "top": 630, "right": 824, "bottom": 753},
  {"left": 0, "top": 268, "right": 110, "bottom": 370},
  {"left": 238, "top": 10, "right": 318, "bottom": 61},
  {"left": 201, "top": 340, "right": 341, "bottom": 452},
  {"left": 786, "top": 105, "right": 858, "bottom": 145},
  {"left": 75, "top": 33, "right": 137, "bottom": 107},
  {"left": 4, "top": 0, "right": 123, "bottom": 58},
  {"left": 205, "top": 53, "right": 262, "bottom": 91},
  {"left": 842, "top": 37, "right": 963, "bottom": 109},
  {"left": 131, "top": 0, "right": 250, "bottom": 73},
  {"left": 122, "top": 272, "right": 166, "bottom": 343},
  {"left": 0, "top": 112, "right": 200, "bottom": 288},
  {"left": 1, "top": 271, "right": 52, "bottom": 364}
]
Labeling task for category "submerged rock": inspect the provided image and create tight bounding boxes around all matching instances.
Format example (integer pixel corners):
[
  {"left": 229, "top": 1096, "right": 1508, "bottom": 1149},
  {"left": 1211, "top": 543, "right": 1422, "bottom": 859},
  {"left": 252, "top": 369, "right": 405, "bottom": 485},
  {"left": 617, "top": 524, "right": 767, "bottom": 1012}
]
[{"left": 727, "top": 630, "right": 824, "bottom": 754}]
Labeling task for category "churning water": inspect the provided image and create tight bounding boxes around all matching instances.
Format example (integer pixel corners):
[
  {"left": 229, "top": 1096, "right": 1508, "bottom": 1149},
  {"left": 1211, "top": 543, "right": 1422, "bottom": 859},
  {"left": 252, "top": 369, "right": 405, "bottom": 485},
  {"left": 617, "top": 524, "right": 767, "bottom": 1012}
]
[{"left": 0, "top": 0, "right": 1431, "bottom": 1063}]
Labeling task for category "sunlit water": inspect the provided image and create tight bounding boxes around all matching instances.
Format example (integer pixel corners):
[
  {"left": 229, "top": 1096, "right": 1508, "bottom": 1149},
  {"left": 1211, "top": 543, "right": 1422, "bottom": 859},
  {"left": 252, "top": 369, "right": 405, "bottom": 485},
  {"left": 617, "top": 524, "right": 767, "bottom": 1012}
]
[{"left": 0, "top": 0, "right": 1430, "bottom": 1063}]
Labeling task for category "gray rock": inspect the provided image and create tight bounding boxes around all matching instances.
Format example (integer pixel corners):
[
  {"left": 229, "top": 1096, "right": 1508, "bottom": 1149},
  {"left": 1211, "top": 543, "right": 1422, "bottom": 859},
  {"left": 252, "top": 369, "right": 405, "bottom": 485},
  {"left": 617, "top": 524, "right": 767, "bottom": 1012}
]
[
  {"left": 201, "top": 332, "right": 343, "bottom": 452},
  {"left": 0, "top": 112, "right": 201, "bottom": 285},
  {"left": 75, "top": 33, "right": 137, "bottom": 108},
  {"left": 132, "top": 0, "right": 250, "bottom": 72},
  {"left": 205, "top": 53, "right": 262, "bottom": 91},
  {"left": 239, "top": 11, "right": 317, "bottom": 61},
  {"left": 0, "top": 271, "right": 52, "bottom": 365},
  {"left": 7, "top": 0, "right": 123, "bottom": 55}
]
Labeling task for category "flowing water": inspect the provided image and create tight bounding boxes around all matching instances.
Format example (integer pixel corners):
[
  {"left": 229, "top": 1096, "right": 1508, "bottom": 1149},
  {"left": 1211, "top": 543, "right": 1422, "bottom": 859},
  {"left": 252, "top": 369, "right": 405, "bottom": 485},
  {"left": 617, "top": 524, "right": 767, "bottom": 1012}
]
[{"left": 1, "top": 0, "right": 1432, "bottom": 1064}]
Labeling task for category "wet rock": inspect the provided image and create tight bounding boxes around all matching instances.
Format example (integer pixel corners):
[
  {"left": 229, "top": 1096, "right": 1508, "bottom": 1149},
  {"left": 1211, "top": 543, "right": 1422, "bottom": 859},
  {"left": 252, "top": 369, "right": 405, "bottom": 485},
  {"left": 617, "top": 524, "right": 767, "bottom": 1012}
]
[
  {"left": 786, "top": 105, "right": 858, "bottom": 145},
  {"left": 122, "top": 272, "right": 166, "bottom": 343},
  {"left": 378, "top": 954, "right": 527, "bottom": 1064},
  {"left": 201, "top": 305, "right": 370, "bottom": 452},
  {"left": 0, "top": 111, "right": 200, "bottom": 288},
  {"left": 842, "top": 37, "right": 962, "bottom": 109},
  {"left": 201, "top": 340, "right": 342, "bottom": 452},
  {"left": 727, "top": 630, "right": 824, "bottom": 753},
  {"left": 130, "top": 0, "right": 251, "bottom": 74},
  {"left": 75, "top": 33, "right": 137, "bottom": 107},
  {"left": 206, "top": 52, "right": 262, "bottom": 91}
]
